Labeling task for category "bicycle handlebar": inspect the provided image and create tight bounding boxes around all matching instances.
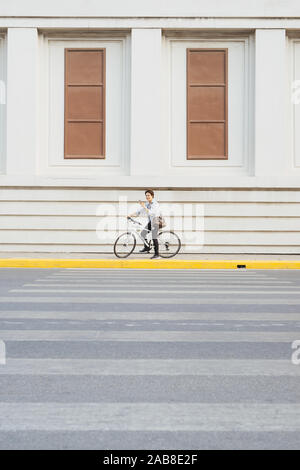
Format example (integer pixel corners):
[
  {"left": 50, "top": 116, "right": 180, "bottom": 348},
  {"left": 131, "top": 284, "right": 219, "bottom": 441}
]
[{"left": 127, "top": 216, "right": 143, "bottom": 226}]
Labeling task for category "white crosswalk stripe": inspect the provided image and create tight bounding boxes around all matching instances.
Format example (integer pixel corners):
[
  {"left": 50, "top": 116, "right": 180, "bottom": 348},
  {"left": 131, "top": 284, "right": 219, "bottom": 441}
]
[
  {"left": 0, "top": 330, "right": 298, "bottom": 342},
  {"left": 0, "top": 403, "right": 300, "bottom": 432},
  {"left": 0, "top": 311, "right": 298, "bottom": 320},
  {"left": 8, "top": 288, "right": 300, "bottom": 295},
  {"left": 0, "top": 358, "right": 299, "bottom": 376},
  {"left": 2, "top": 296, "right": 300, "bottom": 304}
]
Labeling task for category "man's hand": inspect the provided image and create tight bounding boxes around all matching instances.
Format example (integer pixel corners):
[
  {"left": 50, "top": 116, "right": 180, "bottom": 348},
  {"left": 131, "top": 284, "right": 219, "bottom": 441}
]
[{"left": 139, "top": 201, "right": 146, "bottom": 209}]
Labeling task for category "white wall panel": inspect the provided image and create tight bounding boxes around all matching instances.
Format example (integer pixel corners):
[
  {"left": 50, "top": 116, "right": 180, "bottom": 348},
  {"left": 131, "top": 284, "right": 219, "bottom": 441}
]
[
  {"left": 38, "top": 34, "right": 130, "bottom": 176},
  {"left": 292, "top": 39, "right": 300, "bottom": 168},
  {"left": 0, "top": 35, "right": 6, "bottom": 175},
  {"left": 169, "top": 36, "right": 252, "bottom": 175}
]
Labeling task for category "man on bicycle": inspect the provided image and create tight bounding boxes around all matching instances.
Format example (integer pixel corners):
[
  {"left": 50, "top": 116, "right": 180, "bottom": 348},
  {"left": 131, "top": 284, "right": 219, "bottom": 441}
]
[{"left": 127, "top": 189, "right": 161, "bottom": 259}]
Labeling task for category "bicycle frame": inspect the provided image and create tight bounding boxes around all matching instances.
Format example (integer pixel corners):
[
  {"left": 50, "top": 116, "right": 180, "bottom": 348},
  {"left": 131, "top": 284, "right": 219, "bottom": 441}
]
[{"left": 127, "top": 217, "right": 153, "bottom": 247}]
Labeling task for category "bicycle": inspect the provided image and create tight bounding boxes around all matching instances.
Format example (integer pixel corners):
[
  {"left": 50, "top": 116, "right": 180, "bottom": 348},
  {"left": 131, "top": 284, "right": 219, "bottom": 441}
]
[{"left": 113, "top": 216, "right": 181, "bottom": 259}]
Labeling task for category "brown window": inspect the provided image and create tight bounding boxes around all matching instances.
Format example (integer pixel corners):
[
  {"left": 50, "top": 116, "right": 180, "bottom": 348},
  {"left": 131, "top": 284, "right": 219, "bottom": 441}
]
[
  {"left": 186, "top": 48, "right": 228, "bottom": 160},
  {"left": 64, "top": 48, "right": 105, "bottom": 159}
]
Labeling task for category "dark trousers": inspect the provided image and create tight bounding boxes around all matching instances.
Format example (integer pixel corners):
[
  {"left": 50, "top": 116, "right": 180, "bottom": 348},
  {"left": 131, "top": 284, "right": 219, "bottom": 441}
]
[{"left": 141, "top": 220, "right": 159, "bottom": 255}]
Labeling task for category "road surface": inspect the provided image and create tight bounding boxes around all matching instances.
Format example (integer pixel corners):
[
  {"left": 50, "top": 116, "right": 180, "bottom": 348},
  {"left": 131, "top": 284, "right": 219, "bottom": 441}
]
[{"left": 0, "top": 267, "right": 299, "bottom": 449}]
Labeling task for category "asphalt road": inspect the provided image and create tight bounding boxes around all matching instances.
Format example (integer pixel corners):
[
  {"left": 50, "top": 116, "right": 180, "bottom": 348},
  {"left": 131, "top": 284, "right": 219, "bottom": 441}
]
[{"left": 0, "top": 267, "right": 299, "bottom": 450}]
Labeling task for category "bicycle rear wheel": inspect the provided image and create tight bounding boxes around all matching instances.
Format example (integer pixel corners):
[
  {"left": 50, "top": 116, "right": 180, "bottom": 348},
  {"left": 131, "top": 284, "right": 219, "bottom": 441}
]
[
  {"left": 157, "top": 231, "right": 181, "bottom": 258},
  {"left": 114, "top": 232, "right": 136, "bottom": 258}
]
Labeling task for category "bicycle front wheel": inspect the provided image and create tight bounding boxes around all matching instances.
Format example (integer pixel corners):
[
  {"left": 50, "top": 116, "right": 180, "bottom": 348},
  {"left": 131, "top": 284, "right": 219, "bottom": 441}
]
[
  {"left": 157, "top": 231, "right": 181, "bottom": 258},
  {"left": 114, "top": 232, "right": 136, "bottom": 258}
]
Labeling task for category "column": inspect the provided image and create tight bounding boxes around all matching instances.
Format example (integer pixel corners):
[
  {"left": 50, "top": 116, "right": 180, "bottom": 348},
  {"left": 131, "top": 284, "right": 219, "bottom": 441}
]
[
  {"left": 254, "top": 29, "right": 287, "bottom": 176},
  {"left": 6, "top": 28, "right": 38, "bottom": 176},
  {"left": 130, "top": 28, "right": 162, "bottom": 176}
]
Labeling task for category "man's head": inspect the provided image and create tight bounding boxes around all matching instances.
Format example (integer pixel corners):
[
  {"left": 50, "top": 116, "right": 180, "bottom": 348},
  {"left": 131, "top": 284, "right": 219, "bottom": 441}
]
[{"left": 145, "top": 189, "right": 154, "bottom": 202}]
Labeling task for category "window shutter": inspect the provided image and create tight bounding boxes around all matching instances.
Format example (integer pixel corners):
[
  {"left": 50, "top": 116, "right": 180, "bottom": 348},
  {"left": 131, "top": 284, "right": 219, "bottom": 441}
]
[
  {"left": 187, "top": 48, "right": 228, "bottom": 159},
  {"left": 64, "top": 48, "right": 105, "bottom": 159}
]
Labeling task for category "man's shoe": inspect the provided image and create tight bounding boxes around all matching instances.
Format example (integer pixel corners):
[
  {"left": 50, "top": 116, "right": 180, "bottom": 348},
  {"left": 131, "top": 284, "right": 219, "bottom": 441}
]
[
  {"left": 150, "top": 254, "right": 160, "bottom": 259},
  {"left": 139, "top": 247, "right": 150, "bottom": 253}
]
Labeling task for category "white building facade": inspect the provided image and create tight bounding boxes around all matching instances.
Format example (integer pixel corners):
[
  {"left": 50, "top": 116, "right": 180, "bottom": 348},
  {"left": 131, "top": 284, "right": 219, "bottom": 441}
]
[{"left": 1, "top": 0, "right": 300, "bottom": 254}]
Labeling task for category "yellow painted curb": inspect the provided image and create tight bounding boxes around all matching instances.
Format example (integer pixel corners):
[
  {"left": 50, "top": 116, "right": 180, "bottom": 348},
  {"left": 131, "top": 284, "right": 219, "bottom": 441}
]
[{"left": 1, "top": 258, "right": 300, "bottom": 269}]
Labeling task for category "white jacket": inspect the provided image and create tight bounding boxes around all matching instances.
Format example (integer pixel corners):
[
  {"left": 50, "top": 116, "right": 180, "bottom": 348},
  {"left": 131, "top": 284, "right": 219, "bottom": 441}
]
[{"left": 134, "top": 199, "right": 161, "bottom": 223}]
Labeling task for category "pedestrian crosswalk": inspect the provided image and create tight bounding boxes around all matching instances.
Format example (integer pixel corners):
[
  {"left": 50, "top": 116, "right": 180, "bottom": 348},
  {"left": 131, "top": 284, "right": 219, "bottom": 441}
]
[{"left": 0, "top": 268, "right": 300, "bottom": 449}]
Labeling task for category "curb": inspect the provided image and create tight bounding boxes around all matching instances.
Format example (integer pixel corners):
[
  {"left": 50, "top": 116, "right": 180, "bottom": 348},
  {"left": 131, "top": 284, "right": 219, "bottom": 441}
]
[{"left": 1, "top": 259, "right": 300, "bottom": 269}]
